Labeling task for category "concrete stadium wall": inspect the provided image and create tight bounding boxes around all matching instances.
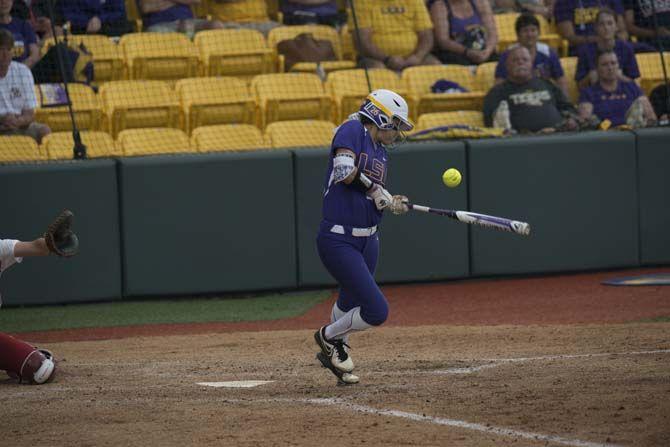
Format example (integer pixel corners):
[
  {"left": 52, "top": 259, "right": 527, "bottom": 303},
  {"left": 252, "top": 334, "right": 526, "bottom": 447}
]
[{"left": 0, "top": 129, "right": 667, "bottom": 305}]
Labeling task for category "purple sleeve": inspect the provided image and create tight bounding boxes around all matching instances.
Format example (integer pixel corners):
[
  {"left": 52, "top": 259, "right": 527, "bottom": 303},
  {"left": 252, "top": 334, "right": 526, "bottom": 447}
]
[
  {"left": 578, "top": 86, "right": 594, "bottom": 104},
  {"left": 331, "top": 120, "right": 363, "bottom": 156},
  {"left": 621, "top": 42, "right": 640, "bottom": 79},
  {"left": 574, "top": 45, "right": 591, "bottom": 81},
  {"left": 608, "top": 0, "right": 624, "bottom": 14},
  {"left": 553, "top": 0, "right": 574, "bottom": 23},
  {"left": 100, "top": 0, "right": 126, "bottom": 23},
  {"left": 494, "top": 52, "right": 507, "bottom": 79},
  {"left": 60, "top": 1, "right": 90, "bottom": 28},
  {"left": 20, "top": 20, "right": 37, "bottom": 46},
  {"left": 549, "top": 51, "right": 564, "bottom": 79}
]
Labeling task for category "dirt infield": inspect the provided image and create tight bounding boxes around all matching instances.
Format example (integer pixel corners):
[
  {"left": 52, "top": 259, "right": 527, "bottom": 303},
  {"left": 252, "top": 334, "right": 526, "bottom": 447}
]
[{"left": 2, "top": 268, "right": 669, "bottom": 447}]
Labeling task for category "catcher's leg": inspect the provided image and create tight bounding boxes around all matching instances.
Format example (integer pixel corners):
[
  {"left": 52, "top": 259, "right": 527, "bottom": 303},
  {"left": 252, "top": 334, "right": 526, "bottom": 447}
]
[{"left": 0, "top": 333, "right": 56, "bottom": 384}]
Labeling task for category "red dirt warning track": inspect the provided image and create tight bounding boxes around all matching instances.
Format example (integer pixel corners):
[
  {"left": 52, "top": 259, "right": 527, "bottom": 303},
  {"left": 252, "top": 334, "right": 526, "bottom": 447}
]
[{"left": 16, "top": 267, "right": 670, "bottom": 343}]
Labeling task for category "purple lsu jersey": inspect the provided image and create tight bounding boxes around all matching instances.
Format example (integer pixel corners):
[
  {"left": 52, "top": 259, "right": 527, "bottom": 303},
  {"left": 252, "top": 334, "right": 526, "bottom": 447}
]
[{"left": 322, "top": 120, "right": 388, "bottom": 228}]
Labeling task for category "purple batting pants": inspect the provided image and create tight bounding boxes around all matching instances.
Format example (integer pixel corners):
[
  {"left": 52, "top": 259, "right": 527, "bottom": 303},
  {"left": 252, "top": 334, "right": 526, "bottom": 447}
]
[{"left": 316, "top": 222, "right": 389, "bottom": 326}]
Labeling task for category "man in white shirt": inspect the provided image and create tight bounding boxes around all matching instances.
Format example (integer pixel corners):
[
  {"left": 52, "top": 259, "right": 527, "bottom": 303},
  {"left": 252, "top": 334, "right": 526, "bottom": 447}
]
[{"left": 0, "top": 28, "right": 49, "bottom": 143}]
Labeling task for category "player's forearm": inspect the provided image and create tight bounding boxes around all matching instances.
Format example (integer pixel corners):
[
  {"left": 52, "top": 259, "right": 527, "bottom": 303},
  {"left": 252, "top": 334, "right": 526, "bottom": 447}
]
[{"left": 14, "top": 239, "right": 49, "bottom": 258}]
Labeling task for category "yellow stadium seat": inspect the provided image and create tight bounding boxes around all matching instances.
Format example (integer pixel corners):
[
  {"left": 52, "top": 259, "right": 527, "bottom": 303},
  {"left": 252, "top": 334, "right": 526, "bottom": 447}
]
[
  {"left": 176, "top": 77, "right": 256, "bottom": 134},
  {"left": 268, "top": 25, "right": 355, "bottom": 73},
  {"left": 194, "top": 29, "right": 272, "bottom": 79},
  {"left": 120, "top": 32, "right": 198, "bottom": 82},
  {"left": 0, "top": 135, "right": 46, "bottom": 162},
  {"left": 34, "top": 83, "right": 102, "bottom": 132},
  {"left": 100, "top": 80, "right": 180, "bottom": 138},
  {"left": 560, "top": 57, "right": 579, "bottom": 103},
  {"left": 265, "top": 120, "right": 335, "bottom": 148},
  {"left": 192, "top": 124, "right": 268, "bottom": 152},
  {"left": 326, "top": 68, "right": 404, "bottom": 122},
  {"left": 42, "top": 131, "right": 120, "bottom": 160},
  {"left": 251, "top": 73, "right": 331, "bottom": 128},
  {"left": 42, "top": 35, "right": 123, "bottom": 83},
  {"left": 117, "top": 128, "right": 193, "bottom": 156},
  {"left": 402, "top": 65, "right": 485, "bottom": 117},
  {"left": 495, "top": 13, "right": 562, "bottom": 53},
  {"left": 475, "top": 61, "right": 497, "bottom": 91},
  {"left": 637, "top": 52, "right": 670, "bottom": 94},
  {"left": 416, "top": 111, "right": 485, "bottom": 131}
]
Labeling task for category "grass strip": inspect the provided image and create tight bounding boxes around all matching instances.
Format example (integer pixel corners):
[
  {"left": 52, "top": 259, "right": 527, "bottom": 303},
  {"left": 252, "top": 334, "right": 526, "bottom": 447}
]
[{"left": 0, "top": 291, "right": 330, "bottom": 333}]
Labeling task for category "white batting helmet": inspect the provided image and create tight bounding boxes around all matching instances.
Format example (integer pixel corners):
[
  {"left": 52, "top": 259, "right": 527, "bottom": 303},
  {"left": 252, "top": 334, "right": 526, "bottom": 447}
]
[{"left": 359, "top": 89, "right": 413, "bottom": 132}]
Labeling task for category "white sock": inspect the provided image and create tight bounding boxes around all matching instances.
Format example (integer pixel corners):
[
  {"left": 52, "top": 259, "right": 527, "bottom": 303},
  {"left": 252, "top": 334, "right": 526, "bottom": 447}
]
[
  {"left": 330, "top": 303, "right": 349, "bottom": 343},
  {"left": 324, "top": 307, "right": 372, "bottom": 341}
]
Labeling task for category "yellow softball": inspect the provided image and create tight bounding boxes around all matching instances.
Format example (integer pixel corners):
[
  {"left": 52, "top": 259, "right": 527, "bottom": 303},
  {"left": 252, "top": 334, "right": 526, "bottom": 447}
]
[{"left": 442, "top": 168, "right": 462, "bottom": 188}]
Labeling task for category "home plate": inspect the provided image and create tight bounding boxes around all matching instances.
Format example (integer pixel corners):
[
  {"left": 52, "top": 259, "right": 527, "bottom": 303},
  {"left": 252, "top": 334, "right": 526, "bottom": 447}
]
[{"left": 197, "top": 381, "right": 275, "bottom": 388}]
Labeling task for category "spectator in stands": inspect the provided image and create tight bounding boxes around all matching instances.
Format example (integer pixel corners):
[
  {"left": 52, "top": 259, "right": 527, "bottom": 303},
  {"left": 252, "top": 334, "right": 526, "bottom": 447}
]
[
  {"left": 0, "top": 29, "right": 50, "bottom": 143},
  {"left": 624, "top": 0, "right": 670, "bottom": 50},
  {"left": 578, "top": 50, "right": 656, "bottom": 127},
  {"left": 483, "top": 46, "right": 579, "bottom": 133},
  {"left": 491, "top": 0, "right": 553, "bottom": 19},
  {"left": 11, "top": 0, "right": 62, "bottom": 42},
  {"left": 429, "top": 0, "right": 498, "bottom": 65},
  {"left": 554, "top": 0, "right": 628, "bottom": 55},
  {"left": 495, "top": 13, "right": 568, "bottom": 98},
  {"left": 354, "top": 0, "right": 440, "bottom": 70},
  {"left": 280, "top": 0, "right": 345, "bottom": 28},
  {"left": 575, "top": 8, "right": 639, "bottom": 89},
  {"left": 0, "top": 0, "right": 39, "bottom": 68},
  {"left": 207, "top": 0, "right": 279, "bottom": 36},
  {"left": 138, "top": 0, "right": 224, "bottom": 36},
  {"left": 60, "top": 0, "right": 134, "bottom": 37},
  {"left": 649, "top": 83, "right": 670, "bottom": 123}
]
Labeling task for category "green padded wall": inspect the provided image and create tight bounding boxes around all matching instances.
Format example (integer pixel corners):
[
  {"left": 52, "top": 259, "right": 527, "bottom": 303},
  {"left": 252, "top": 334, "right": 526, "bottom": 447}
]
[
  {"left": 468, "top": 132, "right": 640, "bottom": 275},
  {"left": 0, "top": 160, "right": 122, "bottom": 305},
  {"left": 119, "top": 151, "right": 297, "bottom": 296},
  {"left": 635, "top": 128, "right": 670, "bottom": 264}
]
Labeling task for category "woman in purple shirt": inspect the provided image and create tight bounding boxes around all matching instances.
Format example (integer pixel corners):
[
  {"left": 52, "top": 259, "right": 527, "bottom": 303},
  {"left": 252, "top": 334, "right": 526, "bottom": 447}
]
[
  {"left": 313, "top": 89, "right": 412, "bottom": 385},
  {"left": 429, "top": 0, "right": 498, "bottom": 65},
  {"left": 578, "top": 50, "right": 656, "bottom": 126}
]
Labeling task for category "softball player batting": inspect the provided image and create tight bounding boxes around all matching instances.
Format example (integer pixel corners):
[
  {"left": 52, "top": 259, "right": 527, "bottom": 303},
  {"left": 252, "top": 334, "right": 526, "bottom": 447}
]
[
  {"left": 0, "top": 210, "right": 78, "bottom": 384},
  {"left": 314, "top": 89, "right": 412, "bottom": 385}
]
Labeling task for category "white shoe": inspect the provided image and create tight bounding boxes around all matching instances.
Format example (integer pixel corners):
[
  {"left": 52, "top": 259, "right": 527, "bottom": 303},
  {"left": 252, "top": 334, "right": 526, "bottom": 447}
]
[
  {"left": 625, "top": 97, "right": 645, "bottom": 128},
  {"left": 493, "top": 100, "right": 512, "bottom": 131},
  {"left": 314, "top": 327, "right": 354, "bottom": 373}
]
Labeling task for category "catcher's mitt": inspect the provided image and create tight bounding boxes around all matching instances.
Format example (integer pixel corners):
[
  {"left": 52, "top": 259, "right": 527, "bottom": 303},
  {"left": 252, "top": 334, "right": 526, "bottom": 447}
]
[{"left": 44, "top": 209, "right": 79, "bottom": 257}]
